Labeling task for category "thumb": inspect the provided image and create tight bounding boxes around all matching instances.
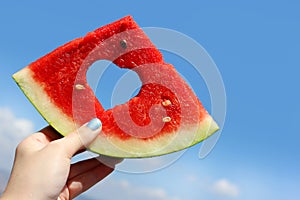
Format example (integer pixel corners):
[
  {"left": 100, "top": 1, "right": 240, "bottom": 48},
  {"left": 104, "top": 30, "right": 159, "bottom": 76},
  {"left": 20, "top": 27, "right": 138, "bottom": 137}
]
[{"left": 61, "top": 118, "right": 102, "bottom": 158}]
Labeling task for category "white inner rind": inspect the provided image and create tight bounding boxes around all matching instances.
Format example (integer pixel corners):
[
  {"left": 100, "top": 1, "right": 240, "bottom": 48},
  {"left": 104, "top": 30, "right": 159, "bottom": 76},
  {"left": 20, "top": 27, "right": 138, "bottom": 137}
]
[
  {"left": 13, "top": 68, "right": 76, "bottom": 134},
  {"left": 13, "top": 68, "right": 219, "bottom": 158},
  {"left": 90, "top": 115, "right": 218, "bottom": 158}
]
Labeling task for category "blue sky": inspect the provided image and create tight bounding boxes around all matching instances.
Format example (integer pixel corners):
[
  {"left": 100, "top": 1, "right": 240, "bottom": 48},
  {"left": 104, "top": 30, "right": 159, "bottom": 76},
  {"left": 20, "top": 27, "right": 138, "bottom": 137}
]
[{"left": 1, "top": 1, "right": 300, "bottom": 199}]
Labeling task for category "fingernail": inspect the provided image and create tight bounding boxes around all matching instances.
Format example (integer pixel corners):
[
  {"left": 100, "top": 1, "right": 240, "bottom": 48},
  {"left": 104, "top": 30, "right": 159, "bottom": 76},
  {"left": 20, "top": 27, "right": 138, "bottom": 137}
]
[{"left": 87, "top": 118, "right": 102, "bottom": 131}]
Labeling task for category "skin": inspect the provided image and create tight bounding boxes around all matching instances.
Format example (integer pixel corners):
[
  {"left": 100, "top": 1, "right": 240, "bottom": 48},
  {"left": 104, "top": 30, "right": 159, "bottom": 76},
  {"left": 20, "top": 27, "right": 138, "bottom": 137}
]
[{"left": 0, "top": 121, "right": 122, "bottom": 200}]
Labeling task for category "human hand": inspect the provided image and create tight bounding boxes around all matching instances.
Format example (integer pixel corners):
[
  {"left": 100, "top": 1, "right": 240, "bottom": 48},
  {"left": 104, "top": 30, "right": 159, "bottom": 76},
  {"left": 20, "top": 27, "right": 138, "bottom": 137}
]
[{"left": 0, "top": 118, "right": 122, "bottom": 200}]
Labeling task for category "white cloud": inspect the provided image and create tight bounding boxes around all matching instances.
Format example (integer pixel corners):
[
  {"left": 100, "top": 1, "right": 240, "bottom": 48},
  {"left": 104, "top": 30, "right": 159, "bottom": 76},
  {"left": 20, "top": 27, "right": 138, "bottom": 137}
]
[
  {"left": 84, "top": 178, "right": 180, "bottom": 200},
  {"left": 0, "top": 107, "right": 34, "bottom": 138},
  {"left": 185, "top": 174, "right": 198, "bottom": 183},
  {"left": 0, "top": 107, "right": 34, "bottom": 171},
  {"left": 211, "top": 179, "right": 239, "bottom": 198}
]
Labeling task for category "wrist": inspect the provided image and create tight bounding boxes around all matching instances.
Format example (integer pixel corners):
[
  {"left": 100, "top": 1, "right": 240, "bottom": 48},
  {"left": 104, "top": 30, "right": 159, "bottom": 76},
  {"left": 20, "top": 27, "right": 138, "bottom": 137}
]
[
  {"left": 1, "top": 192, "right": 33, "bottom": 200},
  {"left": 1, "top": 189, "right": 53, "bottom": 200}
]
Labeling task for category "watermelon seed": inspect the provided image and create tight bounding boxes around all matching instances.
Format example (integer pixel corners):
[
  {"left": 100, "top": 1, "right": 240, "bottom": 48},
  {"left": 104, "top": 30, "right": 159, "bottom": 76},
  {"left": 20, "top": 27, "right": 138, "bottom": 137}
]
[
  {"left": 120, "top": 40, "right": 127, "bottom": 49},
  {"left": 162, "top": 100, "right": 172, "bottom": 106},
  {"left": 162, "top": 116, "right": 171, "bottom": 123},
  {"left": 131, "top": 61, "right": 138, "bottom": 67},
  {"left": 75, "top": 84, "right": 85, "bottom": 90}
]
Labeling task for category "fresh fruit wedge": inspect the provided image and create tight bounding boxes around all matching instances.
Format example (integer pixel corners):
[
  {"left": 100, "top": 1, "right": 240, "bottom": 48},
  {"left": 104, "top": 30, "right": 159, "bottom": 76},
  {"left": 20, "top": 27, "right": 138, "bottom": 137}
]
[{"left": 13, "top": 16, "right": 219, "bottom": 158}]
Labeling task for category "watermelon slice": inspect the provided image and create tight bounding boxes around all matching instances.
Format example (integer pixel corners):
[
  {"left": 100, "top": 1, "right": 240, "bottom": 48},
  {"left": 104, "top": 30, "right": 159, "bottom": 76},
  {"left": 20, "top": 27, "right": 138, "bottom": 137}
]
[{"left": 13, "top": 16, "right": 219, "bottom": 158}]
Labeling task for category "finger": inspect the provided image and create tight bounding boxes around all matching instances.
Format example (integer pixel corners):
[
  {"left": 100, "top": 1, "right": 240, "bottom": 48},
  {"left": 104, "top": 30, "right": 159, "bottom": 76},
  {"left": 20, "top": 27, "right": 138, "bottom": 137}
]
[
  {"left": 59, "top": 118, "right": 102, "bottom": 158},
  {"left": 69, "top": 156, "right": 123, "bottom": 179},
  {"left": 73, "top": 149, "right": 86, "bottom": 156},
  {"left": 69, "top": 158, "right": 101, "bottom": 179},
  {"left": 96, "top": 155, "right": 124, "bottom": 168},
  {"left": 18, "top": 127, "right": 63, "bottom": 151},
  {"left": 68, "top": 163, "right": 114, "bottom": 199},
  {"left": 39, "top": 126, "right": 63, "bottom": 141},
  {"left": 40, "top": 127, "right": 92, "bottom": 156}
]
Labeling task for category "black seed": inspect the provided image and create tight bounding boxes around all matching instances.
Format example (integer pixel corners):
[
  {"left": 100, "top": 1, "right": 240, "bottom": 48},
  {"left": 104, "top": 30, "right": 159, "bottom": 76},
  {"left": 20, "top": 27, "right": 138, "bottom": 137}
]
[{"left": 120, "top": 40, "right": 127, "bottom": 49}]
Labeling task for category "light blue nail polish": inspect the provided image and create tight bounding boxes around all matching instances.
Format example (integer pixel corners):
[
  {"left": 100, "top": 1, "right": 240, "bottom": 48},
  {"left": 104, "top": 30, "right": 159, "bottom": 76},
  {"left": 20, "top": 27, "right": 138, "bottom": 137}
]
[{"left": 87, "top": 118, "right": 102, "bottom": 131}]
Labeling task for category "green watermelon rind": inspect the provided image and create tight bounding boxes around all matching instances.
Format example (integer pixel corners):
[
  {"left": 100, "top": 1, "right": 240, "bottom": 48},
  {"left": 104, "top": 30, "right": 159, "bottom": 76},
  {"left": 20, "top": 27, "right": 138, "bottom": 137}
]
[
  {"left": 13, "top": 68, "right": 77, "bottom": 135},
  {"left": 13, "top": 67, "right": 219, "bottom": 158},
  {"left": 89, "top": 115, "right": 219, "bottom": 158}
]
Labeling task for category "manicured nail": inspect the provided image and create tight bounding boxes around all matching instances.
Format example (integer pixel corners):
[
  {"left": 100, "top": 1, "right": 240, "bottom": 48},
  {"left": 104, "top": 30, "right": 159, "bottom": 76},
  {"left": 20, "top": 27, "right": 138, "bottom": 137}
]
[{"left": 87, "top": 118, "right": 102, "bottom": 131}]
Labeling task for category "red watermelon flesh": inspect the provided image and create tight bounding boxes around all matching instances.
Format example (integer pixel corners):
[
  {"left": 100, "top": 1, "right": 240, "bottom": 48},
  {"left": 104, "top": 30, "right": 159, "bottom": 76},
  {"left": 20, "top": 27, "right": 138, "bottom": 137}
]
[{"left": 13, "top": 16, "right": 219, "bottom": 157}]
